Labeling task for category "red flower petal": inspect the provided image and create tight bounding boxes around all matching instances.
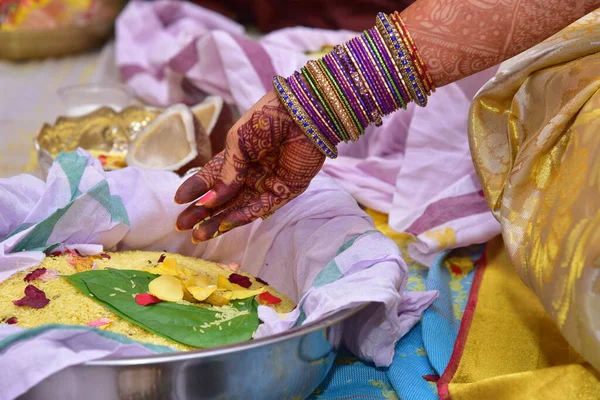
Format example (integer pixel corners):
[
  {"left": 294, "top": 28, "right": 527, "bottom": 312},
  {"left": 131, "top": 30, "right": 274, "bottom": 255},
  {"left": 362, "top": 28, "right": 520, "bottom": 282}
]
[
  {"left": 423, "top": 374, "right": 439, "bottom": 382},
  {"left": 228, "top": 273, "right": 252, "bottom": 288},
  {"left": 135, "top": 293, "right": 162, "bottom": 306},
  {"left": 100, "top": 253, "right": 111, "bottom": 259},
  {"left": 258, "top": 292, "right": 281, "bottom": 305},
  {"left": 4, "top": 317, "right": 17, "bottom": 325},
  {"left": 255, "top": 277, "right": 269, "bottom": 285},
  {"left": 23, "top": 267, "right": 47, "bottom": 282},
  {"left": 13, "top": 285, "right": 50, "bottom": 309},
  {"left": 157, "top": 254, "right": 166, "bottom": 263},
  {"left": 450, "top": 264, "right": 462, "bottom": 274}
]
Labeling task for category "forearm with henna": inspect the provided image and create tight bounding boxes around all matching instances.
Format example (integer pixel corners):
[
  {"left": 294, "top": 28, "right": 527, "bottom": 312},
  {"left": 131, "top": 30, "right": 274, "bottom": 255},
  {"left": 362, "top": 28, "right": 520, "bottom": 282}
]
[{"left": 401, "top": 0, "right": 600, "bottom": 87}]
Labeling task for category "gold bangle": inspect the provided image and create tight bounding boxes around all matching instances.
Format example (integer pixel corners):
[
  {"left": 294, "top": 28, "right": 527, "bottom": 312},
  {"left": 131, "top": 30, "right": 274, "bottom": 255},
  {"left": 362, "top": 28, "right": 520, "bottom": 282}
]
[
  {"left": 306, "top": 60, "right": 358, "bottom": 142},
  {"left": 317, "top": 59, "right": 362, "bottom": 141}
]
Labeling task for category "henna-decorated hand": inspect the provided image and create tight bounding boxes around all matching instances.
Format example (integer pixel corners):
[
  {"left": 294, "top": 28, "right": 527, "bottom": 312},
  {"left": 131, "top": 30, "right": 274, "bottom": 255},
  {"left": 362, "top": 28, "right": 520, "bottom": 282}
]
[{"left": 174, "top": 91, "right": 325, "bottom": 243}]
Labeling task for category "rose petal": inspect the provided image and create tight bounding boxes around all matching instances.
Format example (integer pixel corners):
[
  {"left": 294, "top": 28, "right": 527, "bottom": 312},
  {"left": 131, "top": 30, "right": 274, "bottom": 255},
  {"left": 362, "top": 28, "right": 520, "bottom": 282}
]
[
  {"left": 228, "top": 273, "right": 251, "bottom": 288},
  {"left": 39, "top": 270, "right": 59, "bottom": 282},
  {"left": 227, "top": 262, "right": 241, "bottom": 272},
  {"left": 135, "top": 293, "right": 162, "bottom": 306},
  {"left": 258, "top": 292, "right": 281, "bottom": 305},
  {"left": 255, "top": 277, "right": 269, "bottom": 285},
  {"left": 87, "top": 317, "right": 112, "bottom": 327},
  {"left": 24, "top": 267, "right": 47, "bottom": 282},
  {"left": 4, "top": 317, "right": 17, "bottom": 325},
  {"left": 13, "top": 285, "right": 50, "bottom": 309}
]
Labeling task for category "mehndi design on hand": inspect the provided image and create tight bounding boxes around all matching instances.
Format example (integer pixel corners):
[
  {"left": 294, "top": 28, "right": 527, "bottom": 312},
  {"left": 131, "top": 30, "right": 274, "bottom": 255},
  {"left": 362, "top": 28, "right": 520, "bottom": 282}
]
[{"left": 175, "top": 95, "right": 325, "bottom": 243}]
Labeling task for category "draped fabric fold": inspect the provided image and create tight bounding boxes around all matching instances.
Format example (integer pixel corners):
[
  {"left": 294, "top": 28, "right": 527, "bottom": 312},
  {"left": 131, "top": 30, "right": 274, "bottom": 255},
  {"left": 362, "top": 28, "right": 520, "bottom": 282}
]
[{"left": 469, "top": 10, "right": 600, "bottom": 371}]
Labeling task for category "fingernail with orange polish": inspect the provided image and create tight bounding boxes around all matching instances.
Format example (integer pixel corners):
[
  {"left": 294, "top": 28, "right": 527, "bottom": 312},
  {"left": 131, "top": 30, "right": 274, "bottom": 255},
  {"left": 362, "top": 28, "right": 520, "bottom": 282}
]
[{"left": 196, "top": 190, "right": 216, "bottom": 206}]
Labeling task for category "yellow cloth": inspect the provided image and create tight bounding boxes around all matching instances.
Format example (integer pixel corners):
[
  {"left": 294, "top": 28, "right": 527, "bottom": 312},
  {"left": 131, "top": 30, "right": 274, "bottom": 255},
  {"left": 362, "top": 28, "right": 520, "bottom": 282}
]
[
  {"left": 447, "top": 237, "right": 600, "bottom": 399},
  {"left": 469, "top": 10, "right": 600, "bottom": 371}
]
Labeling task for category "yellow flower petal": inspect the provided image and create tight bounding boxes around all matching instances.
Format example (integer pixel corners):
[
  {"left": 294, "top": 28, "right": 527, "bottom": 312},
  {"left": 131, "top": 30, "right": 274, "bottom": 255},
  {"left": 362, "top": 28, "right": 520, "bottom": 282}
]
[
  {"left": 187, "top": 285, "right": 218, "bottom": 301},
  {"left": 184, "top": 275, "right": 214, "bottom": 288},
  {"left": 217, "top": 275, "right": 239, "bottom": 290},
  {"left": 148, "top": 275, "right": 184, "bottom": 302},
  {"left": 227, "top": 287, "right": 266, "bottom": 300}
]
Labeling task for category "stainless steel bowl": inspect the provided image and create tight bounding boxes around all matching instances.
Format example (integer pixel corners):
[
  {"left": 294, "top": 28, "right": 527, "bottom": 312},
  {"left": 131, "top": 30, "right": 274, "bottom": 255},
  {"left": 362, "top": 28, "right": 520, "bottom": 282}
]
[{"left": 18, "top": 307, "right": 359, "bottom": 400}]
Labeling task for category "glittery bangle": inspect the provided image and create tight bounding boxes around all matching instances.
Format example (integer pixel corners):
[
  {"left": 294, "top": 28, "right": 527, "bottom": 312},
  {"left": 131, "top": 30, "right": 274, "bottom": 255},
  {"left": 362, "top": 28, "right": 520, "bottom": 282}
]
[
  {"left": 273, "top": 75, "right": 337, "bottom": 158},
  {"left": 349, "top": 37, "right": 394, "bottom": 114},
  {"left": 348, "top": 37, "right": 394, "bottom": 115},
  {"left": 392, "top": 12, "right": 435, "bottom": 93},
  {"left": 337, "top": 44, "right": 383, "bottom": 126},
  {"left": 363, "top": 30, "right": 407, "bottom": 110},
  {"left": 369, "top": 28, "right": 411, "bottom": 106},
  {"left": 346, "top": 39, "right": 389, "bottom": 115},
  {"left": 320, "top": 57, "right": 363, "bottom": 138},
  {"left": 328, "top": 52, "right": 370, "bottom": 129},
  {"left": 315, "top": 59, "right": 361, "bottom": 141},
  {"left": 288, "top": 73, "right": 340, "bottom": 146},
  {"left": 306, "top": 60, "right": 355, "bottom": 142},
  {"left": 301, "top": 67, "right": 346, "bottom": 143},
  {"left": 377, "top": 12, "right": 427, "bottom": 107}
]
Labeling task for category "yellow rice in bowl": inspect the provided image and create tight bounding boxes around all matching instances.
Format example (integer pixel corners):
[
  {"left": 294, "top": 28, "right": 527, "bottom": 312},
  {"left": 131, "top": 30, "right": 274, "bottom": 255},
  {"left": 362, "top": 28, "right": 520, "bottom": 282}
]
[{"left": 0, "top": 251, "right": 294, "bottom": 351}]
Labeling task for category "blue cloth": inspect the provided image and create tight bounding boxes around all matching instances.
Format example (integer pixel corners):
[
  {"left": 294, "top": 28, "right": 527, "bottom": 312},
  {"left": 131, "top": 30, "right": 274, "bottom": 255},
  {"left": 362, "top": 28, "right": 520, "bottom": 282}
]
[{"left": 311, "top": 245, "right": 484, "bottom": 399}]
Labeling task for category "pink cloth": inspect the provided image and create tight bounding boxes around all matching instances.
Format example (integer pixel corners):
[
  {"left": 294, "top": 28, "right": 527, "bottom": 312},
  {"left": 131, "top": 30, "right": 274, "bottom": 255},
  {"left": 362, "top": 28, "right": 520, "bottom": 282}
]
[{"left": 115, "top": 0, "right": 501, "bottom": 263}]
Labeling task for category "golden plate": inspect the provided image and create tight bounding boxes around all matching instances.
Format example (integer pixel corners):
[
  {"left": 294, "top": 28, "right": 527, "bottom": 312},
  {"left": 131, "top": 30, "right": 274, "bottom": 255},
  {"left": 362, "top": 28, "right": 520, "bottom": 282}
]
[
  {"left": 35, "top": 105, "right": 161, "bottom": 177},
  {"left": 0, "top": 0, "right": 125, "bottom": 60}
]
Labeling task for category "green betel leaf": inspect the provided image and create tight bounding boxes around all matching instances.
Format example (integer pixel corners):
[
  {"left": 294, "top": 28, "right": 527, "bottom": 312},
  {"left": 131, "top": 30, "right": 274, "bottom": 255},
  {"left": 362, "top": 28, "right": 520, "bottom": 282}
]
[{"left": 63, "top": 269, "right": 259, "bottom": 348}]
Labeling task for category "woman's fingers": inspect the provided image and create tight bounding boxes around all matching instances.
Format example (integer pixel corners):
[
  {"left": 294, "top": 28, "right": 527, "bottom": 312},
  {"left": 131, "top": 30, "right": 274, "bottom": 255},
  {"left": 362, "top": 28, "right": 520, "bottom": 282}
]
[
  {"left": 194, "top": 139, "right": 249, "bottom": 209},
  {"left": 191, "top": 191, "right": 284, "bottom": 243},
  {"left": 175, "top": 202, "right": 213, "bottom": 231},
  {"left": 174, "top": 152, "right": 224, "bottom": 204}
]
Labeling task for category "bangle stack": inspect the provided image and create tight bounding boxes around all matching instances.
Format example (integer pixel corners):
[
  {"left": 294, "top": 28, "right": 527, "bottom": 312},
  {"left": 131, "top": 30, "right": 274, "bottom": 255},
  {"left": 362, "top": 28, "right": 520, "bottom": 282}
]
[{"left": 273, "top": 12, "right": 434, "bottom": 158}]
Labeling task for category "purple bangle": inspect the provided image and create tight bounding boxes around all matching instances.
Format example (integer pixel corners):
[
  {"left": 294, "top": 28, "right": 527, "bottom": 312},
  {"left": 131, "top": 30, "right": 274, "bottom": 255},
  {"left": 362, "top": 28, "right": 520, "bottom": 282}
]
[
  {"left": 357, "top": 35, "right": 399, "bottom": 114},
  {"left": 323, "top": 54, "right": 369, "bottom": 129},
  {"left": 335, "top": 45, "right": 382, "bottom": 126},
  {"left": 347, "top": 39, "right": 387, "bottom": 115},
  {"left": 348, "top": 37, "right": 394, "bottom": 115},
  {"left": 328, "top": 54, "right": 369, "bottom": 129},
  {"left": 328, "top": 51, "right": 369, "bottom": 129},
  {"left": 368, "top": 28, "right": 410, "bottom": 106},
  {"left": 287, "top": 73, "right": 341, "bottom": 145}
]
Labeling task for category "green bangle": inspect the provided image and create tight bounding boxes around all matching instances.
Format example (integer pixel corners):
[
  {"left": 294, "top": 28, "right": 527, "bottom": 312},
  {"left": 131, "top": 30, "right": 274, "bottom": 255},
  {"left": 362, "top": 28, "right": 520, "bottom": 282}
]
[{"left": 301, "top": 67, "right": 346, "bottom": 143}]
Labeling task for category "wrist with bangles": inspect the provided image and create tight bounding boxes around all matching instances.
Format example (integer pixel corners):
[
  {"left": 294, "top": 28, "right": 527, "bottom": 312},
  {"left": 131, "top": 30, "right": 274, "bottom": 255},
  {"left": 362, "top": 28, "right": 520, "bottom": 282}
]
[{"left": 273, "top": 12, "right": 434, "bottom": 158}]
